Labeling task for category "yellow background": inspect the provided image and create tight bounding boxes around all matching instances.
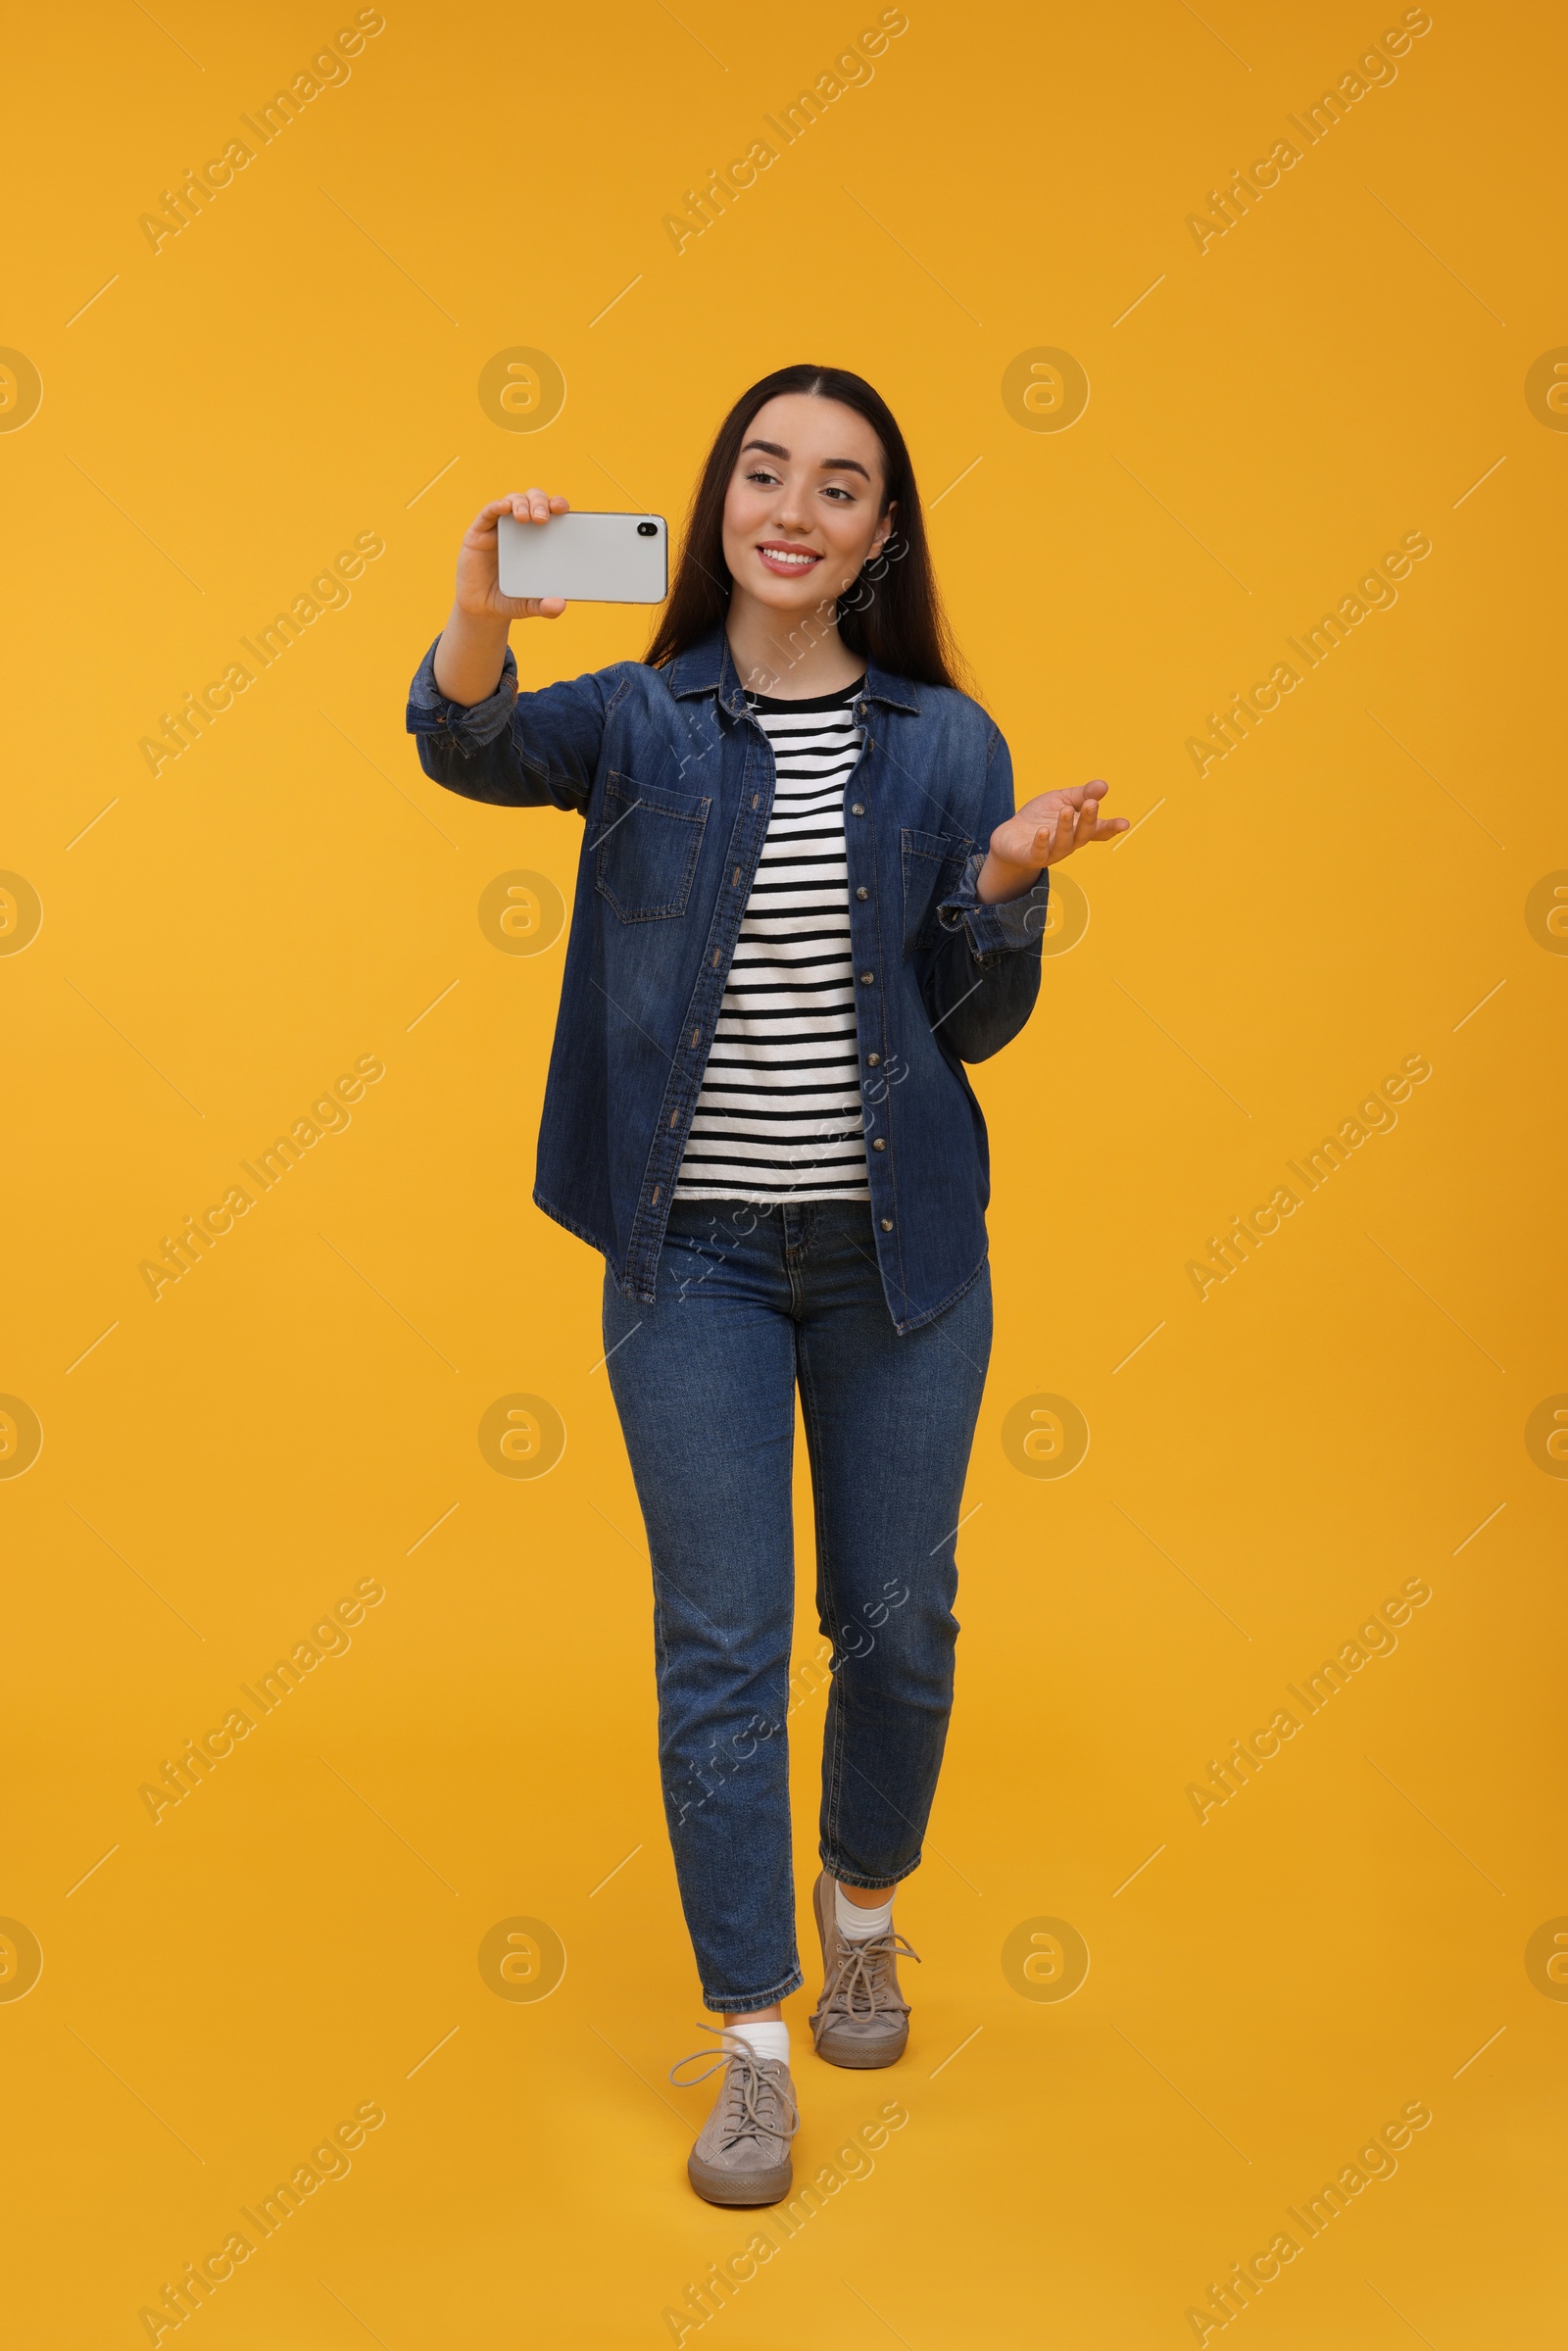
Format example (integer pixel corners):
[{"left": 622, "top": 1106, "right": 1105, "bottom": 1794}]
[{"left": 4, "top": 0, "right": 1564, "bottom": 2342}]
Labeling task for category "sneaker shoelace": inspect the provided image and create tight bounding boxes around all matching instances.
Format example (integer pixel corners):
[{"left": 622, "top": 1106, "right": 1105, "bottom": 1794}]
[
  {"left": 669, "top": 2024, "right": 799, "bottom": 2152},
  {"left": 822, "top": 1927, "right": 921, "bottom": 2024}
]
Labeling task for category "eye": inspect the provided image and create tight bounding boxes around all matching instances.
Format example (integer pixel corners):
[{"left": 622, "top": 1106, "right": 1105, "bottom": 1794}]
[
  {"left": 744, "top": 466, "right": 781, "bottom": 486},
  {"left": 822, "top": 484, "right": 855, "bottom": 502}
]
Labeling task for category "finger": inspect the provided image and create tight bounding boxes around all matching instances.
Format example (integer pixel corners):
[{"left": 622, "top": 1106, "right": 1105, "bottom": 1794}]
[
  {"left": 496, "top": 593, "right": 567, "bottom": 619},
  {"left": 548, "top": 494, "right": 570, "bottom": 514},
  {"left": 1081, "top": 777, "right": 1108, "bottom": 801}
]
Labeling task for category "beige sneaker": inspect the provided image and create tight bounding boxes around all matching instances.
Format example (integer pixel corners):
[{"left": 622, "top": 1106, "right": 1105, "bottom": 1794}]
[
  {"left": 670, "top": 2027, "right": 799, "bottom": 2206},
  {"left": 808, "top": 1870, "right": 921, "bottom": 2068}
]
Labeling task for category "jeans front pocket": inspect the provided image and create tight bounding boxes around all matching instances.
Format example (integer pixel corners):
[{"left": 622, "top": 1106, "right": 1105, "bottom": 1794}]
[{"left": 593, "top": 775, "right": 711, "bottom": 922}]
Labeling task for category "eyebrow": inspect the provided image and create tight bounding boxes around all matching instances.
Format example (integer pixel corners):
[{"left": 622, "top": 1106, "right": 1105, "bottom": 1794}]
[{"left": 740, "top": 437, "right": 871, "bottom": 482}]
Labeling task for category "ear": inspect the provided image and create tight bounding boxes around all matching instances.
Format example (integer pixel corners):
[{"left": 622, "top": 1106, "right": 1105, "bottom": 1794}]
[{"left": 870, "top": 499, "right": 897, "bottom": 560}]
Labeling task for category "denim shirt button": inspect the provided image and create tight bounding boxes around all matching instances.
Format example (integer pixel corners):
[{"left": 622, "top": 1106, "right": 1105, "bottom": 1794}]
[
  {"left": 851, "top": 803, "right": 865, "bottom": 816},
  {"left": 856, "top": 886, "right": 868, "bottom": 900},
  {"left": 858, "top": 970, "right": 874, "bottom": 984},
  {"left": 872, "top": 1138, "right": 887, "bottom": 1151},
  {"left": 880, "top": 1218, "right": 893, "bottom": 1232}
]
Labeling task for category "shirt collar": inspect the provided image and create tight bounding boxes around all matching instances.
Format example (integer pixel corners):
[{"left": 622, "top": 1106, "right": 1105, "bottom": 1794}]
[{"left": 663, "top": 624, "right": 921, "bottom": 716}]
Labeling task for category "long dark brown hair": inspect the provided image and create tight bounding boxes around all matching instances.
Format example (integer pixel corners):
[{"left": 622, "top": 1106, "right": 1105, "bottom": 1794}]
[{"left": 643, "top": 365, "right": 967, "bottom": 692}]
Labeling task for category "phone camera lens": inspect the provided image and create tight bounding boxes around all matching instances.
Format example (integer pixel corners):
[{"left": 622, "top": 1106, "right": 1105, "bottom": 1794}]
[{"left": 637, "top": 521, "right": 657, "bottom": 537}]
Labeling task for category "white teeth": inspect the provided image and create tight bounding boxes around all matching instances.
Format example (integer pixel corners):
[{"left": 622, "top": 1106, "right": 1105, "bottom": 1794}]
[{"left": 761, "top": 548, "right": 816, "bottom": 566}]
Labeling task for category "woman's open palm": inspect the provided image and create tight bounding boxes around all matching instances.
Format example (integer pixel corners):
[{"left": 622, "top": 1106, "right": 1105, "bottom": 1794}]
[{"left": 991, "top": 779, "right": 1128, "bottom": 870}]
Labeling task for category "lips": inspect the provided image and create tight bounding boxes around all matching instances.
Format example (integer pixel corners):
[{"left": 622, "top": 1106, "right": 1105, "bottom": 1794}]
[{"left": 756, "top": 543, "right": 822, "bottom": 575}]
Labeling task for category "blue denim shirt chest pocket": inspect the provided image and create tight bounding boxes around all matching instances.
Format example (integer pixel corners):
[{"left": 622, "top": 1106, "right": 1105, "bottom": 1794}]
[
  {"left": 407, "top": 623, "right": 1050, "bottom": 1334},
  {"left": 593, "top": 774, "right": 712, "bottom": 922}
]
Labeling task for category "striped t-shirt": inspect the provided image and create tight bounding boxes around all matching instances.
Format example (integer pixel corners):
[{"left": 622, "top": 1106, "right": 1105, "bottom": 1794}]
[{"left": 673, "top": 679, "right": 870, "bottom": 1204}]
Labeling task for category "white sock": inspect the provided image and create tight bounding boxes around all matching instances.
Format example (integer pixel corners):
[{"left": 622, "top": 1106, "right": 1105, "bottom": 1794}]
[
  {"left": 724, "top": 2020, "right": 790, "bottom": 2067},
  {"left": 836, "top": 1882, "right": 894, "bottom": 1941}
]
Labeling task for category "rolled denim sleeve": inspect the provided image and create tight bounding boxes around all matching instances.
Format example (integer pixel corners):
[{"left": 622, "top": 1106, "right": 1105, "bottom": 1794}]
[
  {"left": 405, "top": 635, "right": 612, "bottom": 811},
  {"left": 407, "top": 632, "right": 519, "bottom": 749},
  {"left": 921, "top": 725, "right": 1047, "bottom": 1062},
  {"left": 935, "top": 850, "right": 1052, "bottom": 961}
]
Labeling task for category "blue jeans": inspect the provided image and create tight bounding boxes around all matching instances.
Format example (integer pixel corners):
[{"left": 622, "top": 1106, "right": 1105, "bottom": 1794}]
[{"left": 602, "top": 1199, "right": 992, "bottom": 2013}]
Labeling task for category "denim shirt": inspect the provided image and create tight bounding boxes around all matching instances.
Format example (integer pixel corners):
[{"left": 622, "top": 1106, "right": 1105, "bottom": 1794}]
[{"left": 405, "top": 625, "right": 1050, "bottom": 1334}]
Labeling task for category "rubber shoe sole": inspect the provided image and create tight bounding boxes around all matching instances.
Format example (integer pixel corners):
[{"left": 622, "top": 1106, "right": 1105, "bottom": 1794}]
[
  {"left": 688, "top": 2150, "right": 794, "bottom": 2206},
  {"left": 816, "top": 2028, "right": 906, "bottom": 2070}
]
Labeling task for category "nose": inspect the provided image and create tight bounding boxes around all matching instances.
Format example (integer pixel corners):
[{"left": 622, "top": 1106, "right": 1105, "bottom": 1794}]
[{"left": 771, "top": 475, "right": 812, "bottom": 536}]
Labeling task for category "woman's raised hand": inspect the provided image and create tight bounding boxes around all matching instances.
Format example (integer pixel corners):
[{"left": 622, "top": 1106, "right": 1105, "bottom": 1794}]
[
  {"left": 975, "top": 780, "right": 1127, "bottom": 904},
  {"left": 454, "top": 490, "right": 571, "bottom": 621}
]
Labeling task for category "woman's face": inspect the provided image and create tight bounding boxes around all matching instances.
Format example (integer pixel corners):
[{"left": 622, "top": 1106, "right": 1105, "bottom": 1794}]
[{"left": 720, "top": 393, "right": 895, "bottom": 623}]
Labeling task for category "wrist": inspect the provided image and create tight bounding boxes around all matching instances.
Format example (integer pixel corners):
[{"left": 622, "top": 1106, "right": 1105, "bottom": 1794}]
[
  {"left": 433, "top": 605, "right": 512, "bottom": 705},
  {"left": 449, "top": 598, "right": 512, "bottom": 636},
  {"left": 975, "top": 848, "right": 1044, "bottom": 906}
]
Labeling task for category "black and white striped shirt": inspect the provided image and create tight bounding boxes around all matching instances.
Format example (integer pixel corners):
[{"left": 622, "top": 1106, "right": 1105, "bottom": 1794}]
[{"left": 674, "top": 679, "right": 870, "bottom": 1203}]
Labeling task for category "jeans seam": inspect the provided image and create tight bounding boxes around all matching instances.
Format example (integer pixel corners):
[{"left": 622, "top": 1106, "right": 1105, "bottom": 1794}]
[
  {"left": 785, "top": 1211, "right": 808, "bottom": 1315},
  {"left": 796, "top": 1348, "right": 849, "bottom": 1867}
]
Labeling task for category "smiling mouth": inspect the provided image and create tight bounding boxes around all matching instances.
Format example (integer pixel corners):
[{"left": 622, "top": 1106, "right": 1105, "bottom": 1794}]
[{"left": 756, "top": 543, "right": 823, "bottom": 572}]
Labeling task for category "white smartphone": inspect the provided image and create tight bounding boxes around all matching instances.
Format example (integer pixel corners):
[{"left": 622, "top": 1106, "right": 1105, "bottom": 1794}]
[{"left": 497, "top": 510, "right": 668, "bottom": 604}]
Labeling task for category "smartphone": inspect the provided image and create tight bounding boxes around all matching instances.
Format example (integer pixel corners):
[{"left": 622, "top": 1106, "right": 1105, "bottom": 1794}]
[{"left": 497, "top": 510, "right": 668, "bottom": 604}]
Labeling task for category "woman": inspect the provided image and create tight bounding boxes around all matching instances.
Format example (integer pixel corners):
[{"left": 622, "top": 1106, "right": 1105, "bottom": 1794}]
[{"left": 406, "top": 364, "right": 1124, "bottom": 2207}]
